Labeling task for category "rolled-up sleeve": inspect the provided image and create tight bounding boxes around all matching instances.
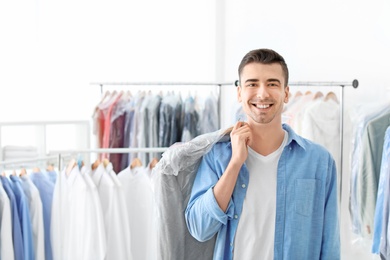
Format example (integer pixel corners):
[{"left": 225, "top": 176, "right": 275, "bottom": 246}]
[{"left": 185, "top": 149, "right": 233, "bottom": 242}]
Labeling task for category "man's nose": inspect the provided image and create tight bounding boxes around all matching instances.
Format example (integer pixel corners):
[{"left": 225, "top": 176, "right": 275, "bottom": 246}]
[{"left": 256, "top": 85, "right": 270, "bottom": 99}]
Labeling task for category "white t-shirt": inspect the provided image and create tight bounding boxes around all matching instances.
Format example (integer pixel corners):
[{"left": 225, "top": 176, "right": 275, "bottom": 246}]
[{"left": 233, "top": 130, "right": 288, "bottom": 260}]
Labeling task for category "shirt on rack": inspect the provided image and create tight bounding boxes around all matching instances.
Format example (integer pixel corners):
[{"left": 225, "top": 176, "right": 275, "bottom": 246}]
[
  {"left": 9, "top": 175, "right": 35, "bottom": 260},
  {"left": 358, "top": 111, "right": 390, "bottom": 238},
  {"left": 45, "top": 170, "right": 57, "bottom": 185},
  {"left": 159, "top": 93, "right": 182, "bottom": 148},
  {"left": 181, "top": 95, "right": 200, "bottom": 142},
  {"left": 373, "top": 126, "right": 390, "bottom": 255},
  {"left": 51, "top": 166, "right": 106, "bottom": 260},
  {"left": 200, "top": 93, "right": 219, "bottom": 134},
  {"left": 122, "top": 96, "right": 137, "bottom": 170},
  {"left": 0, "top": 180, "right": 15, "bottom": 260},
  {"left": 301, "top": 98, "right": 340, "bottom": 172},
  {"left": 90, "top": 163, "right": 132, "bottom": 260},
  {"left": 20, "top": 175, "right": 45, "bottom": 260},
  {"left": 129, "top": 93, "right": 146, "bottom": 163},
  {"left": 109, "top": 97, "right": 127, "bottom": 173},
  {"left": 350, "top": 103, "right": 390, "bottom": 236},
  {"left": 0, "top": 176, "right": 24, "bottom": 260},
  {"left": 29, "top": 171, "right": 55, "bottom": 260},
  {"left": 379, "top": 127, "right": 390, "bottom": 258},
  {"left": 118, "top": 164, "right": 156, "bottom": 260},
  {"left": 100, "top": 91, "right": 124, "bottom": 159}
]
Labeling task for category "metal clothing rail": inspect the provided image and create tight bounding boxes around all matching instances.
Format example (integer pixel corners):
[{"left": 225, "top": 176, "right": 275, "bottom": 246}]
[
  {"left": 0, "top": 155, "right": 60, "bottom": 169},
  {"left": 91, "top": 79, "right": 359, "bottom": 203},
  {"left": 286, "top": 79, "right": 358, "bottom": 204},
  {"left": 91, "top": 81, "right": 234, "bottom": 95},
  {"left": 235, "top": 78, "right": 359, "bottom": 204},
  {"left": 234, "top": 79, "right": 359, "bottom": 88},
  {"left": 50, "top": 147, "right": 169, "bottom": 170},
  {"left": 91, "top": 81, "right": 234, "bottom": 135}
]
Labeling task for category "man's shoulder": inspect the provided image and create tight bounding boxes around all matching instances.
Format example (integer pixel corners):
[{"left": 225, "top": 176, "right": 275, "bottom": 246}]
[{"left": 294, "top": 134, "right": 334, "bottom": 159}]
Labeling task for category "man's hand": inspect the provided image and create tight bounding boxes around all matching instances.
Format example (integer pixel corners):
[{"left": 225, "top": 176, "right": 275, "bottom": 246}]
[{"left": 230, "top": 121, "right": 251, "bottom": 167}]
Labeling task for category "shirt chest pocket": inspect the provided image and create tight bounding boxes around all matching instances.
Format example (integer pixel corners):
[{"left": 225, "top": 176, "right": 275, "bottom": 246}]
[{"left": 294, "top": 179, "right": 322, "bottom": 217}]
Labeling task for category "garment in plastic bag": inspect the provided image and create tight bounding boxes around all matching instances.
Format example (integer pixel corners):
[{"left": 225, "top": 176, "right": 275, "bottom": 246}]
[{"left": 152, "top": 126, "right": 232, "bottom": 260}]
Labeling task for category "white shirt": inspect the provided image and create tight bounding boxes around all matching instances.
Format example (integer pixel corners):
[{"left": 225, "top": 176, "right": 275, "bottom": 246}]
[
  {"left": 20, "top": 175, "right": 45, "bottom": 260},
  {"left": 51, "top": 167, "right": 106, "bottom": 260},
  {"left": 0, "top": 181, "right": 15, "bottom": 260},
  {"left": 233, "top": 130, "right": 288, "bottom": 260},
  {"left": 90, "top": 163, "right": 132, "bottom": 260},
  {"left": 301, "top": 98, "right": 340, "bottom": 172},
  {"left": 118, "top": 165, "right": 157, "bottom": 260}
]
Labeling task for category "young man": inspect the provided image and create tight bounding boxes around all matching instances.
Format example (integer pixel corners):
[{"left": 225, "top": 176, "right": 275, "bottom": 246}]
[{"left": 185, "top": 48, "right": 340, "bottom": 259}]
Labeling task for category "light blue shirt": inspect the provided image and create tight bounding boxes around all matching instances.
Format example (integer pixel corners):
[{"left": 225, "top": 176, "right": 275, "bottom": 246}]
[
  {"left": 185, "top": 124, "right": 340, "bottom": 260},
  {"left": 29, "top": 172, "right": 55, "bottom": 260},
  {"left": 45, "top": 170, "right": 57, "bottom": 185},
  {"left": 372, "top": 126, "right": 390, "bottom": 254},
  {"left": 9, "top": 175, "right": 35, "bottom": 260},
  {"left": 0, "top": 176, "right": 24, "bottom": 260}
]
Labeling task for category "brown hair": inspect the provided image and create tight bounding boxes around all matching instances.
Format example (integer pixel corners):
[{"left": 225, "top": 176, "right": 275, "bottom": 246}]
[{"left": 238, "top": 48, "right": 289, "bottom": 87}]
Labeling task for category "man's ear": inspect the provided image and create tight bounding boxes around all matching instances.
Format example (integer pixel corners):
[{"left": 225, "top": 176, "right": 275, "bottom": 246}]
[
  {"left": 237, "top": 85, "right": 242, "bottom": 103},
  {"left": 284, "top": 86, "right": 290, "bottom": 103}
]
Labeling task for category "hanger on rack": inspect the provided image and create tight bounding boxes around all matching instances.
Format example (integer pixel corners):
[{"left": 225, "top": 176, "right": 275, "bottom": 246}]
[
  {"left": 314, "top": 91, "right": 324, "bottom": 99},
  {"left": 130, "top": 158, "right": 142, "bottom": 169},
  {"left": 149, "top": 158, "right": 159, "bottom": 169},
  {"left": 91, "top": 159, "right": 101, "bottom": 171},
  {"left": 20, "top": 168, "right": 27, "bottom": 176},
  {"left": 103, "top": 158, "right": 110, "bottom": 168},
  {"left": 46, "top": 165, "right": 55, "bottom": 172},
  {"left": 325, "top": 91, "right": 339, "bottom": 104},
  {"left": 66, "top": 158, "right": 77, "bottom": 176}
]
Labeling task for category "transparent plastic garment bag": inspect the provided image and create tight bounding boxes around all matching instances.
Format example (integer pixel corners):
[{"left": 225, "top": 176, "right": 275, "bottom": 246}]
[{"left": 152, "top": 126, "right": 232, "bottom": 260}]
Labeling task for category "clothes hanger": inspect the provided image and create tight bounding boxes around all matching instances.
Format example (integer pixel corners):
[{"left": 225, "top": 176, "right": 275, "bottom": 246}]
[
  {"left": 130, "top": 158, "right": 142, "bottom": 169},
  {"left": 325, "top": 91, "right": 339, "bottom": 104},
  {"left": 314, "top": 91, "right": 324, "bottom": 99},
  {"left": 66, "top": 158, "right": 77, "bottom": 176},
  {"left": 20, "top": 168, "right": 28, "bottom": 176},
  {"left": 294, "top": 91, "right": 303, "bottom": 98},
  {"left": 91, "top": 159, "right": 101, "bottom": 171},
  {"left": 149, "top": 158, "right": 159, "bottom": 170},
  {"left": 103, "top": 158, "right": 110, "bottom": 168}
]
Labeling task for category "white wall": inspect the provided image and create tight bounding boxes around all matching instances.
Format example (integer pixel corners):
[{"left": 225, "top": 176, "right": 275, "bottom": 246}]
[{"left": 0, "top": 0, "right": 217, "bottom": 122}]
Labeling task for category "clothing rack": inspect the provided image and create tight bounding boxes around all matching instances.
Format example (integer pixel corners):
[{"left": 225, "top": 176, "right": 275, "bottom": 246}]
[
  {"left": 91, "top": 81, "right": 235, "bottom": 129},
  {"left": 50, "top": 147, "right": 168, "bottom": 171},
  {"left": 0, "top": 155, "right": 60, "bottom": 170},
  {"left": 236, "top": 79, "right": 359, "bottom": 203},
  {"left": 92, "top": 79, "right": 359, "bottom": 202},
  {"left": 286, "top": 79, "right": 358, "bottom": 203}
]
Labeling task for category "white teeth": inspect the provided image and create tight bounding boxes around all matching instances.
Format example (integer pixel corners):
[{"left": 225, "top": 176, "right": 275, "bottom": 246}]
[{"left": 256, "top": 104, "right": 270, "bottom": 109}]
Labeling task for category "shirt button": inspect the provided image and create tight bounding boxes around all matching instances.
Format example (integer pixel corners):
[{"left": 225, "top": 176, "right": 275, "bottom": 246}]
[
  {"left": 241, "top": 184, "right": 246, "bottom": 188},
  {"left": 230, "top": 243, "right": 233, "bottom": 247},
  {"left": 234, "top": 214, "right": 238, "bottom": 219}
]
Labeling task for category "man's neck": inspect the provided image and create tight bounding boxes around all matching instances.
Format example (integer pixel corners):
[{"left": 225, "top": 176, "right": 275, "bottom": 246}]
[{"left": 248, "top": 123, "right": 285, "bottom": 156}]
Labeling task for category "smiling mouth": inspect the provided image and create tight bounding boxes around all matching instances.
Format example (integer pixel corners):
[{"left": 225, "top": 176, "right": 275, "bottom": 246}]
[{"left": 252, "top": 104, "right": 272, "bottom": 109}]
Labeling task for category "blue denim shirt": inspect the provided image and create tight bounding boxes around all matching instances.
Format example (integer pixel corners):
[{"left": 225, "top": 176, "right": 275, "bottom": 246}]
[{"left": 185, "top": 124, "right": 340, "bottom": 260}]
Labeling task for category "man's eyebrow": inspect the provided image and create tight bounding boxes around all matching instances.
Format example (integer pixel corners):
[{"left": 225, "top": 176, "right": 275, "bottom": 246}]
[
  {"left": 267, "top": 78, "right": 281, "bottom": 83},
  {"left": 244, "top": 79, "right": 259, "bottom": 83}
]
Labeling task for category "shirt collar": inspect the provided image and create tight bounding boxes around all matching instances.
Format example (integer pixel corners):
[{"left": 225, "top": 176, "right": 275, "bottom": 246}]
[{"left": 282, "top": 123, "right": 307, "bottom": 150}]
